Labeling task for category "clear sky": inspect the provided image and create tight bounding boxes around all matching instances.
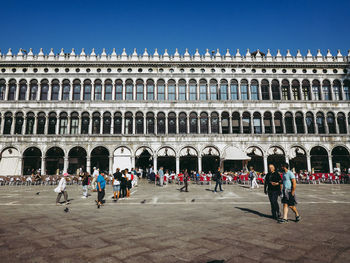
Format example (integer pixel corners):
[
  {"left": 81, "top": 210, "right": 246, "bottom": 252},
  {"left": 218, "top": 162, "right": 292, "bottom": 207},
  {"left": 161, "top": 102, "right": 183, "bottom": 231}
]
[{"left": 1, "top": 0, "right": 349, "bottom": 56}]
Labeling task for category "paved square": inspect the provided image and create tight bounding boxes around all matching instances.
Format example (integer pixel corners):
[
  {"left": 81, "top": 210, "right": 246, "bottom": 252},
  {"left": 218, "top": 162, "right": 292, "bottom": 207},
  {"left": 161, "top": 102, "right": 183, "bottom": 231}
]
[{"left": 0, "top": 181, "right": 349, "bottom": 263}]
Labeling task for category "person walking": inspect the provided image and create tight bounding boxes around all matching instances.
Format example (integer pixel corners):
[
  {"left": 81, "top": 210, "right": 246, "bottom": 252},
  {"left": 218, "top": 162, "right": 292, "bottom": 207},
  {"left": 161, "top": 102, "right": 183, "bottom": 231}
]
[
  {"left": 55, "top": 173, "right": 70, "bottom": 205},
  {"left": 279, "top": 163, "right": 301, "bottom": 223},
  {"left": 112, "top": 168, "right": 121, "bottom": 201},
  {"left": 264, "top": 164, "right": 282, "bottom": 220},
  {"left": 249, "top": 166, "right": 259, "bottom": 189},
  {"left": 81, "top": 172, "right": 90, "bottom": 198},
  {"left": 91, "top": 167, "right": 99, "bottom": 191},
  {"left": 214, "top": 167, "right": 223, "bottom": 192},
  {"left": 180, "top": 169, "right": 189, "bottom": 192},
  {"left": 126, "top": 169, "right": 132, "bottom": 197},
  {"left": 158, "top": 166, "right": 164, "bottom": 187},
  {"left": 120, "top": 169, "right": 127, "bottom": 198},
  {"left": 96, "top": 171, "right": 106, "bottom": 208}
]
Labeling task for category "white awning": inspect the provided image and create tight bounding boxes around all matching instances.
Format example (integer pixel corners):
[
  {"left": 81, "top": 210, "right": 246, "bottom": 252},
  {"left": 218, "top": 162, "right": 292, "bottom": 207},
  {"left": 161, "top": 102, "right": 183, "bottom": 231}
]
[{"left": 223, "top": 146, "right": 251, "bottom": 160}]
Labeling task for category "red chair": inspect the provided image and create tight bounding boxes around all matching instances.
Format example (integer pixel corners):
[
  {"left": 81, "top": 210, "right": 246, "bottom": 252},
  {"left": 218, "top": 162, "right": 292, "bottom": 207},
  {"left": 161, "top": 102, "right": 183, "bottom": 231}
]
[{"left": 178, "top": 176, "right": 184, "bottom": 185}]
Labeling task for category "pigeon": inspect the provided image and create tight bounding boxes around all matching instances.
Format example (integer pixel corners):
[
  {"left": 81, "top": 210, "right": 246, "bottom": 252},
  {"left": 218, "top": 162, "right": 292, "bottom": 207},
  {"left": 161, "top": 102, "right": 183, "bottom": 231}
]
[
  {"left": 140, "top": 200, "right": 146, "bottom": 204},
  {"left": 64, "top": 207, "right": 69, "bottom": 213},
  {"left": 191, "top": 199, "right": 195, "bottom": 202},
  {"left": 36, "top": 192, "right": 40, "bottom": 195}
]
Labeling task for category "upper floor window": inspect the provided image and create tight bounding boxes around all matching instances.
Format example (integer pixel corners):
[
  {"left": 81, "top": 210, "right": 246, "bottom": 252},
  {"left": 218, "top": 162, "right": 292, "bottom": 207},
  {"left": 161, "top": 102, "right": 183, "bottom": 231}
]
[
  {"left": 62, "top": 80, "right": 70, "bottom": 100},
  {"left": 220, "top": 80, "right": 228, "bottom": 100},
  {"left": 312, "top": 80, "right": 321, "bottom": 101},
  {"left": 73, "top": 80, "right": 81, "bottom": 100},
  {"left": 261, "top": 79, "right": 269, "bottom": 100},
  {"left": 0, "top": 79, "right": 5, "bottom": 100},
  {"left": 322, "top": 80, "right": 331, "bottom": 101},
  {"left": 115, "top": 80, "right": 123, "bottom": 100},
  {"left": 302, "top": 80, "right": 311, "bottom": 100},
  {"left": 29, "top": 80, "right": 38, "bottom": 100},
  {"left": 136, "top": 79, "right": 144, "bottom": 100},
  {"left": 94, "top": 80, "right": 102, "bottom": 100},
  {"left": 83, "top": 80, "right": 92, "bottom": 100},
  {"left": 19, "top": 80, "right": 27, "bottom": 100},
  {"left": 104, "top": 80, "right": 113, "bottom": 100},
  {"left": 178, "top": 80, "right": 186, "bottom": 101},
  {"left": 241, "top": 80, "right": 249, "bottom": 100},
  {"left": 40, "top": 80, "right": 49, "bottom": 100},
  {"left": 199, "top": 79, "right": 207, "bottom": 100},
  {"left": 147, "top": 80, "right": 154, "bottom": 100},
  {"left": 230, "top": 80, "right": 238, "bottom": 100},
  {"left": 157, "top": 80, "right": 165, "bottom": 100},
  {"left": 209, "top": 80, "right": 218, "bottom": 100},
  {"left": 189, "top": 80, "right": 197, "bottom": 101},
  {"left": 250, "top": 80, "right": 259, "bottom": 100},
  {"left": 344, "top": 80, "right": 350, "bottom": 100},
  {"left": 168, "top": 80, "right": 176, "bottom": 100}
]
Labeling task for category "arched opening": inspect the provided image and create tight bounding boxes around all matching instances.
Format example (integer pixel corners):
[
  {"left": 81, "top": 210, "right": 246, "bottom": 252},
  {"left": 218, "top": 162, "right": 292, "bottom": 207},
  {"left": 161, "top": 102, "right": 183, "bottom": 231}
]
[
  {"left": 68, "top": 147, "right": 87, "bottom": 175},
  {"left": 113, "top": 112, "right": 122, "bottom": 134},
  {"left": 135, "top": 112, "right": 144, "bottom": 134},
  {"left": 157, "top": 147, "right": 176, "bottom": 173},
  {"left": 316, "top": 112, "right": 326, "bottom": 134},
  {"left": 59, "top": 112, "right": 68, "bottom": 135},
  {"left": 312, "top": 80, "right": 321, "bottom": 101},
  {"left": 0, "top": 147, "right": 21, "bottom": 176},
  {"left": 19, "top": 79, "right": 27, "bottom": 100},
  {"left": 51, "top": 79, "right": 60, "bottom": 100},
  {"left": 271, "top": 79, "right": 281, "bottom": 100},
  {"left": 247, "top": 147, "right": 264, "bottom": 172},
  {"left": 29, "top": 79, "right": 38, "bottom": 100},
  {"left": 291, "top": 79, "right": 300, "bottom": 100},
  {"left": 125, "top": 79, "right": 134, "bottom": 100},
  {"left": 333, "top": 80, "right": 342, "bottom": 100},
  {"left": 62, "top": 79, "right": 70, "bottom": 100},
  {"left": 332, "top": 146, "right": 350, "bottom": 172},
  {"left": 115, "top": 79, "right": 123, "bottom": 100},
  {"left": 179, "top": 112, "right": 187, "bottom": 134},
  {"left": 295, "top": 112, "right": 305, "bottom": 134},
  {"left": 232, "top": 111, "right": 240, "bottom": 133},
  {"left": 310, "top": 146, "right": 329, "bottom": 172},
  {"left": 91, "top": 146, "right": 109, "bottom": 174},
  {"left": 189, "top": 79, "right": 197, "bottom": 100},
  {"left": 48, "top": 112, "right": 57, "bottom": 134},
  {"left": 83, "top": 79, "right": 92, "bottom": 100},
  {"left": 230, "top": 79, "right": 238, "bottom": 100},
  {"left": 103, "top": 112, "right": 111, "bottom": 134},
  {"left": 157, "top": 79, "right": 165, "bottom": 100},
  {"left": 0, "top": 79, "right": 6, "bottom": 100},
  {"left": 326, "top": 112, "right": 336, "bottom": 134},
  {"left": 240, "top": 79, "right": 249, "bottom": 100},
  {"left": 22, "top": 147, "right": 41, "bottom": 175},
  {"left": 202, "top": 147, "right": 220, "bottom": 173},
  {"left": 168, "top": 79, "right": 176, "bottom": 100},
  {"left": 209, "top": 79, "right": 218, "bottom": 100},
  {"left": 220, "top": 79, "right": 228, "bottom": 100},
  {"left": 242, "top": 112, "right": 251, "bottom": 133},
  {"left": 289, "top": 147, "right": 307, "bottom": 173},
  {"left": 124, "top": 112, "right": 133, "bottom": 134},
  {"left": 337, "top": 112, "right": 347, "bottom": 134},
  {"left": 113, "top": 147, "right": 132, "bottom": 171},
  {"left": 157, "top": 112, "right": 165, "bottom": 134},
  {"left": 322, "top": 79, "right": 332, "bottom": 101},
  {"left": 94, "top": 79, "right": 102, "bottom": 100},
  {"left": 306, "top": 112, "right": 315, "bottom": 134},
  {"left": 73, "top": 79, "right": 81, "bottom": 100},
  {"left": 70, "top": 112, "right": 79, "bottom": 135},
  {"left": 37, "top": 112, "right": 46, "bottom": 134},
  {"left": 8, "top": 79, "right": 16, "bottom": 100},
  {"left": 104, "top": 79, "right": 113, "bottom": 100},
  {"left": 25, "top": 112, "right": 35, "bottom": 135},
  {"left": 267, "top": 147, "right": 286, "bottom": 172},
  {"left": 92, "top": 112, "right": 101, "bottom": 134},
  {"left": 81, "top": 112, "right": 90, "bottom": 134},
  {"left": 135, "top": 148, "right": 153, "bottom": 171},
  {"left": 302, "top": 79, "right": 311, "bottom": 100},
  {"left": 264, "top": 112, "right": 273, "bottom": 133},
  {"left": 221, "top": 112, "right": 229, "bottom": 134},
  {"left": 261, "top": 79, "right": 270, "bottom": 100},
  {"left": 189, "top": 112, "right": 198, "bottom": 134},
  {"left": 285, "top": 112, "right": 294, "bottom": 134},
  {"left": 180, "top": 147, "right": 198, "bottom": 172},
  {"left": 45, "top": 147, "right": 64, "bottom": 175},
  {"left": 344, "top": 79, "right": 350, "bottom": 100},
  {"left": 211, "top": 112, "right": 219, "bottom": 133},
  {"left": 250, "top": 79, "right": 259, "bottom": 100},
  {"left": 146, "top": 112, "right": 155, "bottom": 134},
  {"left": 3, "top": 112, "right": 13, "bottom": 134},
  {"left": 14, "top": 112, "right": 24, "bottom": 135},
  {"left": 136, "top": 79, "right": 144, "bottom": 100},
  {"left": 168, "top": 112, "right": 176, "bottom": 134},
  {"left": 200, "top": 112, "right": 208, "bottom": 134},
  {"left": 253, "top": 112, "right": 262, "bottom": 134}
]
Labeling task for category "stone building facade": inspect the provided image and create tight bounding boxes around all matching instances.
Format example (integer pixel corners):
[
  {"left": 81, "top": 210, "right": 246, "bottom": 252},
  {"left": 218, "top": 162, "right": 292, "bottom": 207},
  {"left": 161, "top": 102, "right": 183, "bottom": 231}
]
[{"left": 0, "top": 48, "right": 349, "bottom": 176}]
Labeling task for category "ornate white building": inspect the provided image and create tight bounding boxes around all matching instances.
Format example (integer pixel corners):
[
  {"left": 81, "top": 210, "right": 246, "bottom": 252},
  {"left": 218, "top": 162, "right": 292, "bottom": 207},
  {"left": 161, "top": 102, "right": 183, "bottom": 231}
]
[{"left": 0, "top": 47, "right": 349, "bottom": 176}]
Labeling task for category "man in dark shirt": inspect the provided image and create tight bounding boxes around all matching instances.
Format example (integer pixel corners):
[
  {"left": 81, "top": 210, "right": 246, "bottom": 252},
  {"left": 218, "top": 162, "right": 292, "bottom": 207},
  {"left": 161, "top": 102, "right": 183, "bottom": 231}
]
[
  {"left": 112, "top": 168, "right": 122, "bottom": 201},
  {"left": 120, "top": 169, "right": 127, "bottom": 198},
  {"left": 180, "top": 169, "right": 189, "bottom": 192},
  {"left": 214, "top": 167, "right": 223, "bottom": 192},
  {"left": 80, "top": 172, "right": 90, "bottom": 198},
  {"left": 264, "top": 164, "right": 282, "bottom": 220}
]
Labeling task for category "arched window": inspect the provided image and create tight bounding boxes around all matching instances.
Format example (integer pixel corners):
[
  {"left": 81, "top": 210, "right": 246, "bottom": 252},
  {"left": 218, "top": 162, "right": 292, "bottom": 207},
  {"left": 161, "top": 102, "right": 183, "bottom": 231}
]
[
  {"left": 146, "top": 112, "right": 155, "bottom": 134},
  {"left": 83, "top": 79, "right": 92, "bottom": 100},
  {"left": 103, "top": 112, "right": 111, "bottom": 134},
  {"left": 8, "top": 79, "right": 16, "bottom": 100},
  {"left": 125, "top": 79, "right": 134, "bottom": 100},
  {"left": 135, "top": 112, "right": 144, "bottom": 134},
  {"left": 263, "top": 112, "right": 272, "bottom": 133},
  {"left": 146, "top": 79, "right": 154, "bottom": 100},
  {"left": 242, "top": 112, "right": 251, "bottom": 133},
  {"left": 73, "top": 79, "right": 81, "bottom": 100},
  {"left": 274, "top": 112, "right": 283, "bottom": 133},
  {"left": 285, "top": 112, "right": 294, "bottom": 133},
  {"left": 25, "top": 112, "right": 35, "bottom": 134},
  {"left": 312, "top": 80, "right": 321, "bottom": 100},
  {"left": 70, "top": 112, "right": 79, "bottom": 134},
  {"left": 271, "top": 80, "right": 281, "bottom": 100},
  {"left": 179, "top": 112, "right": 187, "bottom": 133},
  {"left": 250, "top": 80, "right": 259, "bottom": 100},
  {"left": 157, "top": 79, "right": 165, "bottom": 100},
  {"left": 178, "top": 79, "right": 186, "bottom": 101},
  {"left": 3, "top": 112, "right": 13, "bottom": 134},
  {"left": 310, "top": 146, "right": 329, "bottom": 172},
  {"left": 343, "top": 80, "right": 350, "bottom": 100},
  {"left": 104, "top": 80, "right": 112, "bottom": 100},
  {"left": 295, "top": 112, "right": 304, "bottom": 133},
  {"left": 291, "top": 80, "right": 300, "bottom": 100},
  {"left": 322, "top": 80, "right": 332, "bottom": 101},
  {"left": 232, "top": 111, "right": 240, "bottom": 133},
  {"left": 240, "top": 79, "right": 249, "bottom": 100},
  {"left": 253, "top": 112, "right": 262, "bottom": 134},
  {"left": 29, "top": 80, "right": 38, "bottom": 100},
  {"left": 316, "top": 112, "right": 326, "bottom": 134},
  {"left": 51, "top": 80, "right": 60, "bottom": 100},
  {"left": 0, "top": 79, "right": 5, "bottom": 100},
  {"left": 220, "top": 79, "right": 228, "bottom": 100},
  {"left": 14, "top": 112, "right": 24, "bottom": 134},
  {"left": 337, "top": 112, "right": 347, "bottom": 134},
  {"left": 199, "top": 79, "right": 207, "bottom": 100},
  {"left": 211, "top": 112, "right": 219, "bottom": 133},
  {"left": 94, "top": 80, "right": 102, "bottom": 100},
  {"left": 157, "top": 112, "right": 165, "bottom": 134},
  {"left": 62, "top": 80, "right": 70, "bottom": 100},
  {"left": 48, "top": 112, "right": 57, "bottom": 134},
  {"left": 333, "top": 80, "right": 342, "bottom": 100},
  {"left": 189, "top": 112, "right": 198, "bottom": 133},
  {"left": 81, "top": 112, "right": 90, "bottom": 134},
  {"left": 113, "top": 112, "right": 122, "bottom": 134},
  {"left": 306, "top": 112, "right": 315, "bottom": 134},
  {"left": 59, "top": 112, "right": 68, "bottom": 134},
  {"left": 189, "top": 79, "right": 197, "bottom": 101},
  {"left": 115, "top": 79, "right": 123, "bottom": 100},
  {"left": 92, "top": 112, "right": 101, "bottom": 134},
  {"left": 326, "top": 112, "right": 336, "bottom": 133},
  {"left": 281, "top": 79, "right": 290, "bottom": 100},
  {"left": 200, "top": 112, "right": 208, "bottom": 133},
  {"left": 168, "top": 112, "right": 176, "bottom": 134},
  {"left": 40, "top": 79, "right": 49, "bottom": 100},
  {"left": 221, "top": 112, "right": 229, "bottom": 134},
  {"left": 19, "top": 80, "right": 27, "bottom": 100},
  {"left": 136, "top": 79, "right": 144, "bottom": 100},
  {"left": 124, "top": 112, "right": 133, "bottom": 134},
  {"left": 302, "top": 80, "right": 311, "bottom": 100},
  {"left": 37, "top": 112, "right": 46, "bottom": 134},
  {"left": 168, "top": 80, "right": 176, "bottom": 100},
  {"left": 261, "top": 79, "right": 269, "bottom": 100}
]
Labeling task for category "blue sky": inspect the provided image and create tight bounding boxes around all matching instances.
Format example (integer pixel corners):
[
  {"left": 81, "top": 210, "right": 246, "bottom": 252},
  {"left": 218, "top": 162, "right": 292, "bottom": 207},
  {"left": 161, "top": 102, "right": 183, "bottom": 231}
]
[{"left": 1, "top": 0, "right": 349, "bottom": 56}]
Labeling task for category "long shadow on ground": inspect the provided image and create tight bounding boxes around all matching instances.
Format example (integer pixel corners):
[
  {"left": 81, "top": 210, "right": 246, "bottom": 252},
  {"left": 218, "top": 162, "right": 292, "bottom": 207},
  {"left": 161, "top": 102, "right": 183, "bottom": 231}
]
[{"left": 235, "top": 207, "right": 273, "bottom": 219}]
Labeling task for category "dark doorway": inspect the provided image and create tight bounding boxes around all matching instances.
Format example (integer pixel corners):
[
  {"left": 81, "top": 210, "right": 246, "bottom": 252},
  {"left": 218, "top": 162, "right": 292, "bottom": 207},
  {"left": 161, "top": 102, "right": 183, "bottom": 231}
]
[
  {"left": 180, "top": 156, "right": 198, "bottom": 173},
  {"left": 136, "top": 149, "right": 153, "bottom": 170},
  {"left": 157, "top": 156, "right": 176, "bottom": 173},
  {"left": 68, "top": 147, "right": 87, "bottom": 174},
  {"left": 267, "top": 154, "right": 285, "bottom": 172},
  {"left": 310, "top": 146, "right": 329, "bottom": 172},
  {"left": 202, "top": 155, "right": 220, "bottom": 173},
  {"left": 247, "top": 154, "right": 264, "bottom": 172},
  {"left": 91, "top": 146, "right": 109, "bottom": 174},
  {"left": 23, "top": 147, "right": 42, "bottom": 175},
  {"left": 46, "top": 147, "right": 64, "bottom": 175}
]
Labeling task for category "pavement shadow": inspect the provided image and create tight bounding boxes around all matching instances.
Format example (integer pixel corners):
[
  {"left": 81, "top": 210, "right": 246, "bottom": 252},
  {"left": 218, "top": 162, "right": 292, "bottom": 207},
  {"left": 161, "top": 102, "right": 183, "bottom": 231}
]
[
  {"left": 235, "top": 207, "right": 273, "bottom": 219},
  {"left": 205, "top": 188, "right": 214, "bottom": 192}
]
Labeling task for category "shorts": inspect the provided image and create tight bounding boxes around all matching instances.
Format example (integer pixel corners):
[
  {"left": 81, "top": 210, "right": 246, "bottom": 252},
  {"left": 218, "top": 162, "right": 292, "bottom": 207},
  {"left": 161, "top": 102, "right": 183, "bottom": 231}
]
[
  {"left": 113, "top": 185, "right": 120, "bottom": 192},
  {"left": 127, "top": 181, "right": 132, "bottom": 189},
  {"left": 282, "top": 189, "right": 297, "bottom": 206}
]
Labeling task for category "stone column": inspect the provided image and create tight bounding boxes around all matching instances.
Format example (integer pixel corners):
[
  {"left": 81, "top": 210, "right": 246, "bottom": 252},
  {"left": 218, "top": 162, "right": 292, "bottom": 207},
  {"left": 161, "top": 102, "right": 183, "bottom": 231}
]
[
  {"left": 132, "top": 117, "right": 136, "bottom": 135},
  {"left": 45, "top": 116, "right": 49, "bottom": 135},
  {"left": 67, "top": 116, "right": 71, "bottom": 135},
  {"left": 143, "top": 116, "right": 146, "bottom": 134},
  {"left": 102, "top": 83, "right": 105, "bottom": 101},
  {"left": 176, "top": 116, "right": 179, "bottom": 134},
  {"left": 41, "top": 157, "right": 46, "bottom": 175},
  {"left": 58, "top": 81, "right": 63, "bottom": 101},
  {"left": 109, "top": 155, "right": 113, "bottom": 175},
  {"left": 131, "top": 156, "right": 135, "bottom": 169},
  {"left": 100, "top": 117, "right": 103, "bottom": 134},
  {"left": 165, "top": 116, "right": 168, "bottom": 135},
  {"left": 197, "top": 117, "right": 200, "bottom": 134},
  {"left": 121, "top": 114, "right": 125, "bottom": 135},
  {"left": 263, "top": 155, "right": 268, "bottom": 174},
  {"left": 306, "top": 154, "right": 311, "bottom": 173},
  {"left": 153, "top": 154, "right": 158, "bottom": 173},
  {"left": 23, "top": 117, "right": 27, "bottom": 135},
  {"left": 33, "top": 115, "right": 37, "bottom": 135},
  {"left": 10, "top": 118, "right": 16, "bottom": 135},
  {"left": 187, "top": 116, "right": 190, "bottom": 134},
  {"left": 219, "top": 118, "right": 222, "bottom": 134},
  {"left": 198, "top": 156, "right": 202, "bottom": 172},
  {"left": 86, "top": 156, "right": 91, "bottom": 174},
  {"left": 110, "top": 117, "right": 114, "bottom": 134},
  {"left": 5, "top": 83, "right": 9, "bottom": 101},
  {"left": 328, "top": 155, "right": 333, "bottom": 173},
  {"left": 229, "top": 114, "right": 232, "bottom": 134},
  {"left": 0, "top": 116, "right": 3, "bottom": 135},
  {"left": 176, "top": 156, "right": 180, "bottom": 175},
  {"left": 48, "top": 82, "right": 52, "bottom": 101},
  {"left": 63, "top": 157, "right": 68, "bottom": 173},
  {"left": 155, "top": 117, "right": 158, "bottom": 135}
]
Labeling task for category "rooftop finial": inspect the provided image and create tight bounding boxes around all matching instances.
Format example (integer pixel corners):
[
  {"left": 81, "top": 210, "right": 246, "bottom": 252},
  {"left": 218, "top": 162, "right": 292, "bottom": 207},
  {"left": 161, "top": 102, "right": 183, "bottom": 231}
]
[
  {"left": 174, "top": 48, "right": 180, "bottom": 61},
  {"left": 111, "top": 48, "right": 117, "bottom": 60},
  {"left": 163, "top": 49, "right": 169, "bottom": 61}
]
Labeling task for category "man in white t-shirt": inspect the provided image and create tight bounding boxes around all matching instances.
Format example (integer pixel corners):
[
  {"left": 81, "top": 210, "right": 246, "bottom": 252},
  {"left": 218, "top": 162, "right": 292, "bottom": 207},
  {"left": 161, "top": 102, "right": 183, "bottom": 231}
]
[{"left": 91, "top": 167, "right": 99, "bottom": 191}]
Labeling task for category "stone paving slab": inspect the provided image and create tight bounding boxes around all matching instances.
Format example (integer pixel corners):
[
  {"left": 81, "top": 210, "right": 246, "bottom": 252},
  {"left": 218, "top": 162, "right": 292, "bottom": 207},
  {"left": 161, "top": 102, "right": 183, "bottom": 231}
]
[{"left": 0, "top": 181, "right": 349, "bottom": 263}]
